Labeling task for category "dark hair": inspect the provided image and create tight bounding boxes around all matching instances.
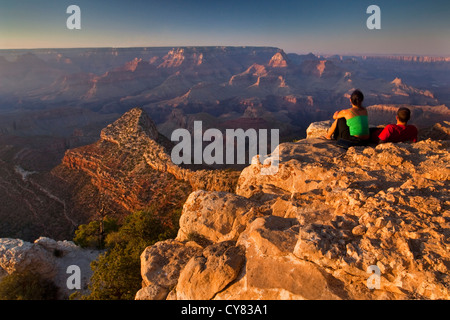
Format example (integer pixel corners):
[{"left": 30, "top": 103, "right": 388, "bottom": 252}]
[
  {"left": 351, "top": 90, "right": 364, "bottom": 108},
  {"left": 397, "top": 107, "right": 411, "bottom": 123}
]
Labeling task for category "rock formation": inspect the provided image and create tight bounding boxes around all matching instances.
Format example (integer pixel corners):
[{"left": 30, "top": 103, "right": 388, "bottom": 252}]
[
  {"left": 0, "top": 237, "right": 100, "bottom": 299},
  {"left": 305, "top": 120, "right": 334, "bottom": 139},
  {"left": 52, "top": 107, "right": 240, "bottom": 228},
  {"left": 268, "top": 50, "right": 289, "bottom": 68},
  {"left": 137, "top": 127, "right": 450, "bottom": 300}
]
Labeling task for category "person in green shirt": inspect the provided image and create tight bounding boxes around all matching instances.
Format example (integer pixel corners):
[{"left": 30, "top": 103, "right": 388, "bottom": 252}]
[{"left": 323, "top": 89, "right": 370, "bottom": 143}]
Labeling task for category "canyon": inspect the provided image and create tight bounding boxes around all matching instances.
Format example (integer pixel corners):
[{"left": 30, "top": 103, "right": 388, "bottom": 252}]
[
  {"left": 1, "top": 47, "right": 448, "bottom": 139},
  {"left": 0, "top": 106, "right": 448, "bottom": 300},
  {"left": 0, "top": 47, "right": 450, "bottom": 272},
  {"left": 0, "top": 108, "right": 448, "bottom": 300}
]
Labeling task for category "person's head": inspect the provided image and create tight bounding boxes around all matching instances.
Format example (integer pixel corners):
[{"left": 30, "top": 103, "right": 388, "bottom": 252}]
[
  {"left": 350, "top": 89, "right": 364, "bottom": 108},
  {"left": 396, "top": 107, "right": 411, "bottom": 124}
]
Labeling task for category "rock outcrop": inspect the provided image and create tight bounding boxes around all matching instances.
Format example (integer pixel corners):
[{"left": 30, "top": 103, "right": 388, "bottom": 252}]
[
  {"left": 305, "top": 120, "right": 333, "bottom": 139},
  {"left": 268, "top": 50, "right": 289, "bottom": 68},
  {"left": 0, "top": 237, "right": 100, "bottom": 299},
  {"left": 137, "top": 130, "right": 450, "bottom": 300},
  {"left": 52, "top": 107, "right": 240, "bottom": 226},
  {"left": 101, "top": 108, "right": 241, "bottom": 194},
  {"left": 419, "top": 121, "right": 450, "bottom": 141}
]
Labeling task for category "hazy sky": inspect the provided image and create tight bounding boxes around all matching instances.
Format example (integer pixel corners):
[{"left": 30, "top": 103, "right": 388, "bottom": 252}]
[{"left": 0, "top": 0, "right": 449, "bottom": 55}]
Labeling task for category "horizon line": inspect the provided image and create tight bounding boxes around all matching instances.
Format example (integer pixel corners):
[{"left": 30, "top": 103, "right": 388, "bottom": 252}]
[{"left": 0, "top": 45, "right": 448, "bottom": 58}]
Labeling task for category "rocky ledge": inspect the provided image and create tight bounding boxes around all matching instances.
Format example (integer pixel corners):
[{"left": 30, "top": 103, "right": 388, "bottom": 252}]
[
  {"left": 137, "top": 133, "right": 450, "bottom": 300},
  {"left": 0, "top": 237, "right": 100, "bottom": 299}
]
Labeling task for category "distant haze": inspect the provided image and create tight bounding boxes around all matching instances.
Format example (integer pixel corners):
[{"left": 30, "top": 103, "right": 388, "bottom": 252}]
[{"left": 0, "top": 0, "right": 449, "bottom": 56}]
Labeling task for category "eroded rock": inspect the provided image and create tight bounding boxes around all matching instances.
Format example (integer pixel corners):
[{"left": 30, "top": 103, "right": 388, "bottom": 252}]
[
  {"left": 176, "top": 190, "right": 265, "bottom": 243},
  {"left": 0, "top": 237, "right": 100, "bottom": 299},
  {"left": 138, "top": 240, "right": 202, "bottom": 300},
  {"left": 176, "top": 241, "right": 245, "bottom": 300}
]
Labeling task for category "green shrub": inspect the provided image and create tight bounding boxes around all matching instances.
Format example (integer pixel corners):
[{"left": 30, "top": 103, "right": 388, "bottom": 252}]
[
  {"left": 0, "top": 270, "right": 59, "bottom": 300},
  {"left": 79, "top": 208, "right": 181, "bottom": 300},
  {"left": 73, "top": 215, "right": 119, "bottom": 249}
]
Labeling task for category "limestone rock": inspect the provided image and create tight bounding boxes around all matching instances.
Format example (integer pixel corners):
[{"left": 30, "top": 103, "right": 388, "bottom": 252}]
[
  {"left": 176, "top": 190, "right": 265, "bottom": 243},
  {"left": 0, "top": 237, "right": 100, "bottom": 299},
  {"left": 176, "top": 241, "right": 244, "bottom": 300},
  {"left": 135, "top": 284, "right": 170, "bottom": 301},
  {"left": 305, "top": 120, "right": 333, "bottom": 139},
  {"left": 100, "top": 107, "right": 159, "bottom": 145},
  {"left": 213, "top": 215, "right": 345, "bottom": 300},
  {"left": 139, "top": 240, "right": 202, "bottom": 300},
  {"left": 236, "top": 138, "right": 346, "bottom": 200},
  {"left": 238, "top": 216, "right": 299, "bottom": 256}
]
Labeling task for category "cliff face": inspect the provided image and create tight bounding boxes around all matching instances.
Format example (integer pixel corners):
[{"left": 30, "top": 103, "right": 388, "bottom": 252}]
[
  {"left": 52, "top": 107, "right": 240, "bottom": 226},
  {"left": 137, "top": 133, "right": 450, "bottom": 300}
]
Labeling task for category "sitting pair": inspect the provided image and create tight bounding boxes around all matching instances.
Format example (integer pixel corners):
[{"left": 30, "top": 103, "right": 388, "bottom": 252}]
[{"left": 324, "top": 90, "right": 417, "bottom": 146}]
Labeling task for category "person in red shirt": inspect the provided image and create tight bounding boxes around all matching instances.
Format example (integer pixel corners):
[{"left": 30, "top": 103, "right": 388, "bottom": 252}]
[{"left": 378, "top": 107, "right": 418, "bottom": 143}]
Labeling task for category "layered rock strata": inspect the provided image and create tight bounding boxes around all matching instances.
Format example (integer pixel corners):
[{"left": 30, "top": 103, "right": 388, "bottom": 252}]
[{"left": 53, "top": 107, "right": 240, "bottom": 225}]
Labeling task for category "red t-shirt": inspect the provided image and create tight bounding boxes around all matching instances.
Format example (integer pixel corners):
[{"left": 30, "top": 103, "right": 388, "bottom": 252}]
[{"left": 378, "top": 124, "right": 418, "bottom": 143}]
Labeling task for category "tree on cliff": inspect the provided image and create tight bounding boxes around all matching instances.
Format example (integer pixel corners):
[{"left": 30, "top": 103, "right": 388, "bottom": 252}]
[
  {"left": 75, "top": 207, "right": 181, "bottom": 300},
  {"left": 73, "top": 215, "right": 119, "bottom": 249}
]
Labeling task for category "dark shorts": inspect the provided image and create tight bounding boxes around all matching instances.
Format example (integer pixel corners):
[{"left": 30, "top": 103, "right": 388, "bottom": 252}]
[
  {"left": 332, "top": 118, "right": 352, "bottom": 141},
  {"left": 332, "top": 118, "right": 371, "bottom": 148}
]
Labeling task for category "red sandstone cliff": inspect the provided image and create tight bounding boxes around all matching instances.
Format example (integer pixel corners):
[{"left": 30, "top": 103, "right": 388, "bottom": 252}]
[{"left": 52, "top": 107, "right": 240, "bottom": 226}]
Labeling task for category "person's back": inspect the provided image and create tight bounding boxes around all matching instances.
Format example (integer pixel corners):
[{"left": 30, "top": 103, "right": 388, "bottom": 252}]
[
  {"left": 324, "top": 89, "right": 370, "bottom": 141},
  {"left": 346, "top": 107, "right": 369, "bottom": 138},
  {"left": 378, "top": 107, "right": 418, "bottom": 143}
]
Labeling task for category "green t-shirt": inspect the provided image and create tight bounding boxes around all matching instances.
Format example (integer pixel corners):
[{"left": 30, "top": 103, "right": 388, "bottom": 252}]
[{"left": 346, "top": 115, "right": 369, "bottom": 136}]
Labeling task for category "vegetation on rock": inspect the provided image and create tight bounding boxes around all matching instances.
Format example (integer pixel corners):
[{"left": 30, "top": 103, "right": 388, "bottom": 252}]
[
  {"left": 0, "top": 270, "right": 59, "bottom": 300},
  {"left": 74, "top": 207, "right": 181, "bottom": 300}
]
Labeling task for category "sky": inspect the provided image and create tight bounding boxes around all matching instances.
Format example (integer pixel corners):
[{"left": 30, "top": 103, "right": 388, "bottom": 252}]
[{"left": 0, "top": 0, "right": 449, "bottom": 55}]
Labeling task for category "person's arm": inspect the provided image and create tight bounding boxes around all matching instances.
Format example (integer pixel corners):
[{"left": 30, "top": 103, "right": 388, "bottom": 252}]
[
  {"left": 332, "top": 109, "right": 347, "bottom": 120},
  {"left": 377, "top": 125, "right": 392, "bottom": 144}
]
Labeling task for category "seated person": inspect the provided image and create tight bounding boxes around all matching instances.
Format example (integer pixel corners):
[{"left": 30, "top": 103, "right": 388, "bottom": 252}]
[
  {"left": 324, "top": 89, "right": 370, "bottom": 143},
  {"left": 378, "top": 107, "right": 418, "bottom": 143}
]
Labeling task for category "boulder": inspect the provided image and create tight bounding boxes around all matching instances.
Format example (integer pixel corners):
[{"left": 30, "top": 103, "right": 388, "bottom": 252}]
[
  {"left": 138, "top": 240, "right": 202, "bottom": 300},
  {"left": 176, "top": 241, "right": 245, "bottom": 300},
  {"left": 0, "top": 237, "right": 100, "bottom": 299},
  {"left": 215, "top": 215, "right": 345, "bottom": 300},
  {"left": 236, "top": 138, "right": 345, "bottom": 199},
  {"left": 305, "top": 120, "right": 333, "bottom": 139},
  {"left": 176, "top": 190, "right": 265, "bottom": 242}
]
